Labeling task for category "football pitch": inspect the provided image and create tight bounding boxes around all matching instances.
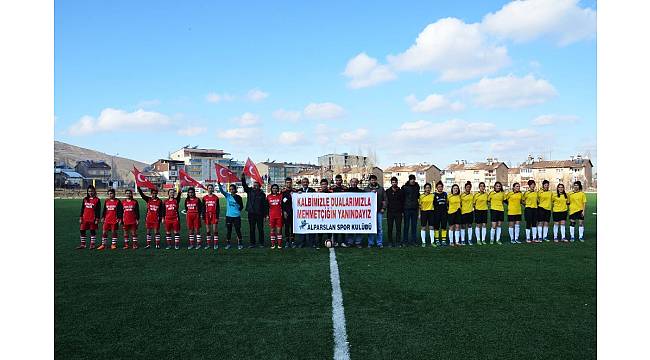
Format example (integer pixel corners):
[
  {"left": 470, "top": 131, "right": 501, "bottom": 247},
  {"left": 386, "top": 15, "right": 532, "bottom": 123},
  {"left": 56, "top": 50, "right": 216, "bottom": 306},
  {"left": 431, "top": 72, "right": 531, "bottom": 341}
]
[{"left": 55, "top": 194, "right": 596, "bottom": 359}]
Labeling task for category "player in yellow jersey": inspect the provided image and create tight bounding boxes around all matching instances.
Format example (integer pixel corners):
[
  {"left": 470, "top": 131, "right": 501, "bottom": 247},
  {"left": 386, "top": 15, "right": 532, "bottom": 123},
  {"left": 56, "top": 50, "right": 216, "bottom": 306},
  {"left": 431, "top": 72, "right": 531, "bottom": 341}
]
[
  {"left": 523, "top": 180, "right": 540, "bottom": 243},
  {"left": 473, "top": 182, "right": 489, "bottom": 245},
  {"left": 537, "top": 180, "right": 552, "bottom": 241},
  {"left": 568, "top": 180, "right": 587, "bottom": 242},
  {"left": 447, "top": 184, "right": 462, "bottom": 246},
  {"left": 487, "top": 181, "right": 505, "bottom": 244},
  {"left": 419, "top": 183, "right": 435, "bottom": 247},
  {"left": 505, "top": 183, "right": 523, "bottom": 244},
  {"left": 552, "top": 183, "right": 569, "bottom": 242},
  {"left": 433, "top": 181, "right": 449, "bottom": 246},
  {"left": 460, "top": 182, "right": 475, "bottom": 245}
]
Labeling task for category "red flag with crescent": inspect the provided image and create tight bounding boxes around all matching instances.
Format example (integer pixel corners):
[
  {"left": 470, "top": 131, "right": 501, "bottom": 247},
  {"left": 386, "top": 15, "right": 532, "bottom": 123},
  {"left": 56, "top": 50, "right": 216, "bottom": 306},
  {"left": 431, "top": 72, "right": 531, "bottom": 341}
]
[
  {"left": 215, "top": 164, "right": 240, "bottom": 183},
  {"left": 244, "top": 158, "right": 264, "bottom": 185},
  {"left": 179, "top": 168, "right": 207, "bottom": 190},
  {"left": 132, "top": 166, "right": 157, "bottom": 191}
]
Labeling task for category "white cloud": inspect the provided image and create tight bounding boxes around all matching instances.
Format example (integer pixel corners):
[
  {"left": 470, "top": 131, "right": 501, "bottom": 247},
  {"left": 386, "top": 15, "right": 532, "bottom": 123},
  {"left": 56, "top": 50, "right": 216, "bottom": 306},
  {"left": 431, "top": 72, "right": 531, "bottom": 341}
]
[
  {"left": 136, "top": 99, "right": 161, "bottom": 108},
  {"left": 482, "top": 0, "right": 596, "bottom": 45},
  {"left": 303, "top": 102, "right": 345, "bottom": 120},
  {"left": 343, "top": 52, "right": 397, "bottom": 89},
  {"left": 272, "top": 109, "right": 302, "bottom": 122},
  {"left": 490, "top": 127, "right": 546, "bottom": 155},
  {"left": 177, "top": 126, "right": 207, "bottom": 136},
  {"left": 247, "top": 89, "right": 269, "bottom": 102},
  {"left": 394, "top": 119, "right": 497, "bottom": 144},
  {"left": 339, "top": 128, "right": 369, "bottom": 142},
  {"left": 205, "top": 92, "right": 234, "bottom": 103},
  {"left": 67, "top": 108, "right": 171, "bottom": 135},
  {"left": 232, "top": 112, "right": 260, "bottom": 126},
  {"left": 217, "top": 127, "right": 262, "bottom": 144},
  {"left": 315, "top": 123, "right": 334, "bottom": 145},
  {"left": 405, "top": 93, "right": 464, "bottom": 113},
  {"left": 500, "top": 128, "right": 539, "bottom": 138},
  {"left": 462, "top": 74, "right": 557, "bottom": 108},
  {"left": 387, "top": 17, "right": 510, "bottom": 82},
  {"left": 278, "top": 131, "right": 305, "bottom": 145},
  {"left": 532, "top": 114, "right": 579, "bottom": 126}
]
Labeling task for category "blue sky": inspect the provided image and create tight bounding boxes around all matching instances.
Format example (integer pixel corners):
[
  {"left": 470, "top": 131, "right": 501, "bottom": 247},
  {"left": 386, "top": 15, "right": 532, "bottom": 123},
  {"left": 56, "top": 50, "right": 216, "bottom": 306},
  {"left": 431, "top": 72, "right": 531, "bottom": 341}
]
[{"left": 54, "top": 0, "right": 596, "bottom": 170}]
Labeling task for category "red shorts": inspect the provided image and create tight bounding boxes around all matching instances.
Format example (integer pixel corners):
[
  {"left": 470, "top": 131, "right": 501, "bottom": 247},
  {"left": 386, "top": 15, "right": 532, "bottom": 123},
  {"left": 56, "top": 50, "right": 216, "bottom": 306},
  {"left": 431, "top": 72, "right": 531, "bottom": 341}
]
[
  {"left": 204, "top": 212, "right": 218, "bottom": 225},
  {"left": 145, "top": 221, "right": 160, "bottom": 231},
  {"left": 164, "top": 219, "right": 180, "bottom": 233},
  {"left": 103, "top": 222, "right": 119, "bottom": 232},
  {"left": 269, "top": 217, "right": 283, "bottom": 229},
  {"left": 187, "top": 213, "right": 201, "bottom": 230},
  {"left": 123, "top": 223, "right": 138, "bottom": 231},
  {"left": 80, "top": 221, "right": 98, "bottom": 231}
]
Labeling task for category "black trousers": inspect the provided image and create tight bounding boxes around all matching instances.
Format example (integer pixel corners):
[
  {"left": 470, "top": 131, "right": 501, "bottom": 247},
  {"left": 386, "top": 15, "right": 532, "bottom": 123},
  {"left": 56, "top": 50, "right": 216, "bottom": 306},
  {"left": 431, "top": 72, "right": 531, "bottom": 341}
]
[
  {"left": 248, "top": 214, "right": 265, "bottom": 245},
  {"left": 524, "top": 207, "right": 538, "bottom": 229},
  {"left": 332, "top": 233, "right": 345, "bottom": 245},
  {"left": 386, "top": 212, "right": 402, "bottom": 246},
  {"left": 226, "top": 216, "right": 242, "bottom": 241},
  {"left": 298, "top": 234, "right": 316, "bottom": 247},
  {"left": 433, "top": 210, "right": 448, "bottom": 231},
  {"left": 283, "top": 212, "right": 294, "bottom": 242}
]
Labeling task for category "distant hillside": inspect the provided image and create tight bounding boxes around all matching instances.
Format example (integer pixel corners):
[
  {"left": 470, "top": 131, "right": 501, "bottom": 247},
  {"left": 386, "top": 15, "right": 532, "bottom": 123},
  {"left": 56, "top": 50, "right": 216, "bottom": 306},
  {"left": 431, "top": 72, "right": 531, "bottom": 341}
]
[{"left": 54, "top": 141, "right": 149, "bottom": 182}]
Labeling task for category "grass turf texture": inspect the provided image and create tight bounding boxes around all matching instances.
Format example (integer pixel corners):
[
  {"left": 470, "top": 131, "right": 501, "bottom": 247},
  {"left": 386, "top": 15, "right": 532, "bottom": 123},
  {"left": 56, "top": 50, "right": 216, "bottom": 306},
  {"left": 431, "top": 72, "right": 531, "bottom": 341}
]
[{"left": 55, "top": 194, "right": 596, "bottom": 359}]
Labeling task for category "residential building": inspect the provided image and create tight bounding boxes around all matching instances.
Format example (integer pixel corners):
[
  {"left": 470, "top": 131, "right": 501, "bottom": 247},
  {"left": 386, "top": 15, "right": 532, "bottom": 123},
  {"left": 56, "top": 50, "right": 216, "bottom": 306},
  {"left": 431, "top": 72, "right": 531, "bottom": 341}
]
[
  {"left": 318, "top": 153, "right": 368, "bottom": 171},
  {"left": 151, "top": 159, "right": 185, "bottom": 183},
  {"left": 293, "top": 168, "right": 335, "bottom": 187},
  {"left": 516, "top": 154, "right": 594, "bottom": 190},
  {"left": 443, "top": 158, "right": 508, "bottom": 190},
  {"left": 169, "top": 146, "right": 233, "bottom": 183},
  {"left": 507, "top": 168, "right": 522, "bottom": 190},
  {"left": 382, "top": 163, "right": 441, "bottom": 188},
  {"left": 142, "top": 170, "right": 166, "bottom": 189},
  {"left": 339, "top": 166, "right": 384, "bottom": 188},
  {"left": 75, "top": 160, "right": 111, "bottom": 188},
  {"left": 257, "top": 161, "right": 320, "bottom": 186},
  {"left": 54, "top": 168, "right": 84, "bottom": 188}
]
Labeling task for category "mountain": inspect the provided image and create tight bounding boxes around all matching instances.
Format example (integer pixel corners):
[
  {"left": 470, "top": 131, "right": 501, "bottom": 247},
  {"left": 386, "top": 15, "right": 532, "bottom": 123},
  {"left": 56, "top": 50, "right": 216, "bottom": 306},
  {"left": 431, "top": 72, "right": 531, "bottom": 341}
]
[{"left": 54, "top": 141, "right": 150, "bottom": 182}]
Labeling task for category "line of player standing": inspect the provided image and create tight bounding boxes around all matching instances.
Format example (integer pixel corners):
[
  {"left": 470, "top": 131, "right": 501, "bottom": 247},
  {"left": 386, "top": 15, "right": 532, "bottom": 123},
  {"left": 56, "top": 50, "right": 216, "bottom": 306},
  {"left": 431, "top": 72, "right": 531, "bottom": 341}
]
[
  {"left": 75, "top": 173, "right": 588, "bottom": 250},
  {"left": 400, "top": 176, "right": 588, "bottom": 247}
]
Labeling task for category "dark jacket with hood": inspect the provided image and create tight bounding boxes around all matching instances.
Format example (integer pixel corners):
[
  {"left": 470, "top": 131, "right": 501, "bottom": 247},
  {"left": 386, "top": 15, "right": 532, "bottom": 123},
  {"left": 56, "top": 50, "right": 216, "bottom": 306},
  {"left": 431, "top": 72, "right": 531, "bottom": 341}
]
[{"left": 401, "top": 181, "right": 420, "bottom": 210}]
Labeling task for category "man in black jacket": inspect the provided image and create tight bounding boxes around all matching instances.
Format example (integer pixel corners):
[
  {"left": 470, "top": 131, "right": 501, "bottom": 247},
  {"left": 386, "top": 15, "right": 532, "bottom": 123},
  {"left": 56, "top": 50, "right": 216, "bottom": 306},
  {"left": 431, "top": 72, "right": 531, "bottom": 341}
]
[
  {"left": 346, "top": 178, "right": 366, "bottom": 248},
  {"left": 241, "top": 173, "right": 269, "bottom": 248},
  {"left": 386, "top": 176, "right": 405, "bottom": 247},
  {"left": 330, "top": 174, "right": 348, "bottom": 247},
  {"left": 401, "top": 174, "right": 420, "bottom": 246},
  {"left": 281, "top": 177, "right": 296, "bottom": 248},
  {"left": 296, "top": 178, "right": 316, "bottom": 248}
]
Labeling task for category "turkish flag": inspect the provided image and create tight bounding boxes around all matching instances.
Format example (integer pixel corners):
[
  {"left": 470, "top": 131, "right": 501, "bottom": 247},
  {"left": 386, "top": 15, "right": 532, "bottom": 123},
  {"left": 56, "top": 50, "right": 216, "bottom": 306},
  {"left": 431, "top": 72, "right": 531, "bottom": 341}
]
[
  {"left": 244, "top": 158, "right": 264, "bottom": 185},
  {"left": 179, "top": 168, "right": 207, "bottom": 190},
  {"left": 132, "top": 166, "right": 157, "bottom": 191},
  {"left": 215, "top": 164, "right": 240, "bottom": 183}
]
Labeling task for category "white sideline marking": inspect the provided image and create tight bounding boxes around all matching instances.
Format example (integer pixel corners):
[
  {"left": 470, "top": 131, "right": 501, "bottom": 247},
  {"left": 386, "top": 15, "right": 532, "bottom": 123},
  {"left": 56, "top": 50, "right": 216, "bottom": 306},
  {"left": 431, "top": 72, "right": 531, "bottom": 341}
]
[{"left": 329, "top": 248, "right": 351, "bottom": 360}]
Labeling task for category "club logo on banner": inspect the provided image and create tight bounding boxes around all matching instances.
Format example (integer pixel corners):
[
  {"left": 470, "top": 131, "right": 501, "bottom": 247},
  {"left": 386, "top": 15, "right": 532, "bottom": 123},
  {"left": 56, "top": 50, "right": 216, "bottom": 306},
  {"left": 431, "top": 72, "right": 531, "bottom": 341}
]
[{"left": 291, "top": 192, "right": 377, "bottom": 234}]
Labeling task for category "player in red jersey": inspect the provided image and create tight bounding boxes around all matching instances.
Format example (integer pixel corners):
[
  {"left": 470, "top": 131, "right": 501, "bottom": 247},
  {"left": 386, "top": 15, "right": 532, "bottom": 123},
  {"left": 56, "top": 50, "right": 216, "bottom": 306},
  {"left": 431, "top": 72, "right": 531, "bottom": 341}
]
[
  {"left": 77, "top": 185, "right": 101, "bottom": 249},
  {"left": 202, "top": 184, "right": 220, "bottom": 249},
  {"left": 185, "top": 187, "right": 204, "bottom": 249},
  {"left": 138, "top": 187, "right": 163, "bottom": 249},
  {"left": 97, "top": 188, "right": 123, "bottom": 250},
  {"left": 121, "top": 189, "right": 140, "bottom": 249},
  {"left": 163, "top": 188, "right": 183, "bottom": 249},
  {"left": 267, "top": 184, "right": 283, "bottom": 249}
]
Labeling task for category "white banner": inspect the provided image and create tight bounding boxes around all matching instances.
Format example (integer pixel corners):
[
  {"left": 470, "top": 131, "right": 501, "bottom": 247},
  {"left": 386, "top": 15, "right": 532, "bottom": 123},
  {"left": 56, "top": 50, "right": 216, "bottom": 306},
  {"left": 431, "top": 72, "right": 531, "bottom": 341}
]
[{"left": 291, "top": 192, "right": 377, "bottom": 234}]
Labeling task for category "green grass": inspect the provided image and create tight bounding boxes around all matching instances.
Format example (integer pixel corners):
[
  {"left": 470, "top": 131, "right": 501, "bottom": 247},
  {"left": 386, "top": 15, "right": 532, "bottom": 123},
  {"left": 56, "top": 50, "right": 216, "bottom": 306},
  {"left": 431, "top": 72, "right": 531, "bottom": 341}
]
[{"left": 55, "top": 194, "right": 596, "bottom": 359}]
